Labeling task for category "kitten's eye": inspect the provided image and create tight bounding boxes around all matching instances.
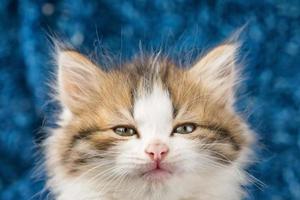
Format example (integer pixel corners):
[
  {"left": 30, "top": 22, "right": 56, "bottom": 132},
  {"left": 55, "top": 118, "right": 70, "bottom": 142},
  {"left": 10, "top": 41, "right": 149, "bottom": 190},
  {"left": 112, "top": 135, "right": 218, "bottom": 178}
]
[
  {"left": 113, "top": 126, "right": 137, "bottom": 137},
  {"left": 173, "top": 123, "right": 196, "bottom": 134}
]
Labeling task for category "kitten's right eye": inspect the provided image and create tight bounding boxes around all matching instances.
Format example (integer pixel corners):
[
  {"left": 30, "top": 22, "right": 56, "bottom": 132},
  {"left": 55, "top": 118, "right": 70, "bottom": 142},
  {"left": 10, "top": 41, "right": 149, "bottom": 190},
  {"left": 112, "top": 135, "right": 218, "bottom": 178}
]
[{"left": 113, "top": 126, "right": 137, "bottom": 137}]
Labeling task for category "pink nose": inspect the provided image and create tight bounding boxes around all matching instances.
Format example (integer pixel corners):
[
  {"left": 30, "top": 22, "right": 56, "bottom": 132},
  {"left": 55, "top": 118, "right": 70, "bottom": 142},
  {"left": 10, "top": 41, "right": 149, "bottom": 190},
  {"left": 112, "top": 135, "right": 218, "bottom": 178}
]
[{"left": 145, "top": 141, "right": 169, "bottom": 161}]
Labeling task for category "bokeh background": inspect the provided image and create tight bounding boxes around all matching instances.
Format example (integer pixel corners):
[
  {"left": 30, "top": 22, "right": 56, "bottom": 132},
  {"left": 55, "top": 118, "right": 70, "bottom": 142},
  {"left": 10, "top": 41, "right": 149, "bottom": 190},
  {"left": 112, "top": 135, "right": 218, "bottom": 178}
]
[{"left": 0, "top": 0, "right": 299, "bottom": 199}]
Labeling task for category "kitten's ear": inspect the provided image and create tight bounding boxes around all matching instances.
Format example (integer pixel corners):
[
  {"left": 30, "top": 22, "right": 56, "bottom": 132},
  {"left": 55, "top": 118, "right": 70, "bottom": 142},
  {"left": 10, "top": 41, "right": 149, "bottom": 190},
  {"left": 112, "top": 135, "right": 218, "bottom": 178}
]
[
  {"left": 56, "top": 50, "right": 103, "bottom": 114},
  {"left": 188, "top": 43, "right": 240, "bottom": 106}
]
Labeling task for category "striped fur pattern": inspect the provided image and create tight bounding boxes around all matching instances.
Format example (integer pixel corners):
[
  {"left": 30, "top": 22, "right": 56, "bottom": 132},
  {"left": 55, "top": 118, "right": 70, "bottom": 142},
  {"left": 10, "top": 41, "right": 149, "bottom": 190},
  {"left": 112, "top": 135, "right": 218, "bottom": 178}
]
[{"left": 45, "top": 43, "right": 254, "bottom": 200}]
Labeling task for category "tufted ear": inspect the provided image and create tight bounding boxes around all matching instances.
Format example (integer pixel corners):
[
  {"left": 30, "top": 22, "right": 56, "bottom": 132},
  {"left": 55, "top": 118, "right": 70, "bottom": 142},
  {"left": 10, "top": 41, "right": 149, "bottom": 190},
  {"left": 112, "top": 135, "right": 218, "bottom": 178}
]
[
  {"left": 57, "top": 50, "right": 103, "bottom": 114},
  {"left": 188, "top": 43, "right": 240, "bottom": 106}
]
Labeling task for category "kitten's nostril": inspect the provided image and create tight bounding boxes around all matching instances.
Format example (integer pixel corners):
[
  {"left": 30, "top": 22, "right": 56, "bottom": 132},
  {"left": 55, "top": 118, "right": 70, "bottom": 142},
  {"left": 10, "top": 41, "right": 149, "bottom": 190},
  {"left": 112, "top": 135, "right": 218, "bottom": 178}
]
[{"left": 148, "top": 152, "right": 155, "bottom": 160}]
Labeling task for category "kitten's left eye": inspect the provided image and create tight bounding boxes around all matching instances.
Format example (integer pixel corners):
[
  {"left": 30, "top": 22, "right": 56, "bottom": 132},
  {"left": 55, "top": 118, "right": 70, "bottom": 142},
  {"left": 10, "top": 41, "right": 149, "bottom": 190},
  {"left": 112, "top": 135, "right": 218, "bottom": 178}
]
[
  {"left": 173, "top": 123, "right": 196, "bottom": 134},
  {"left": 113, "top": 126, "right": 137, "bottom": 137}
]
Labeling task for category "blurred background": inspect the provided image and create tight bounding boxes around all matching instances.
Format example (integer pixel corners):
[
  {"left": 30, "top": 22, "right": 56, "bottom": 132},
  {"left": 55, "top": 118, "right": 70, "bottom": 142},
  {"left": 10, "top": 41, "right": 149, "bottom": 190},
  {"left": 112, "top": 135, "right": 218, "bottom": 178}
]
[{"left": 0, "top": 0, "right": 299, "bottom": 199}]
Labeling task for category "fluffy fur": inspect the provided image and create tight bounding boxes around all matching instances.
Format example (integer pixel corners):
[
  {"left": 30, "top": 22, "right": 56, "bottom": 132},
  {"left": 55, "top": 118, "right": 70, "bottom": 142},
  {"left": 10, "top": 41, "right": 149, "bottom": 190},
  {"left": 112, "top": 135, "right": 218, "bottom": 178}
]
[{"left": 45, "top": 43, "right": 254, "bottom": 200}]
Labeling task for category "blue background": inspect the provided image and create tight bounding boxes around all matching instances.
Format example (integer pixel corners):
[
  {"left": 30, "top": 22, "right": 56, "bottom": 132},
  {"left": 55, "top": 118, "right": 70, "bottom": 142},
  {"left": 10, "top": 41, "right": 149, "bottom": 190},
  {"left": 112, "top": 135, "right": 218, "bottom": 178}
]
[{"left": 0, "top": 0, "right": 299, "bottom": 199}]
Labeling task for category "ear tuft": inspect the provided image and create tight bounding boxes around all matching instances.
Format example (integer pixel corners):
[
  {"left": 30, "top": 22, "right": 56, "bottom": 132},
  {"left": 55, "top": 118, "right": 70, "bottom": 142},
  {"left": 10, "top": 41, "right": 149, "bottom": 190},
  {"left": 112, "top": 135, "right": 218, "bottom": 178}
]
[
  {"left": 56, "top": 50, "right": 103, "bottom": 114},
  {"left": 189, "top": 43, "right": 240, "bottom": 106}
]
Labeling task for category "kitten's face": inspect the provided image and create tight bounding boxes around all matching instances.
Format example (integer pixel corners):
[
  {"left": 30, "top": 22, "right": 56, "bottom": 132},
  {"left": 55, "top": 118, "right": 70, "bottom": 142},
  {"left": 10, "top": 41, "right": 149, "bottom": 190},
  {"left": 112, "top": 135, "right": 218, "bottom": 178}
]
[{"left": 49, "top": 44, "right": 251, "bottom": 193}]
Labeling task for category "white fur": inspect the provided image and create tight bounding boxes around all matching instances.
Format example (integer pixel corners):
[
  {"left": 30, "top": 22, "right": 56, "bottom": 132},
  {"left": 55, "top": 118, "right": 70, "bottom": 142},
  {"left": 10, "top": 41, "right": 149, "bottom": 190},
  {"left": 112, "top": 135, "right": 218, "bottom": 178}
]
[{"left": 134, "top": 84, "right": 173, "bottom": 141}]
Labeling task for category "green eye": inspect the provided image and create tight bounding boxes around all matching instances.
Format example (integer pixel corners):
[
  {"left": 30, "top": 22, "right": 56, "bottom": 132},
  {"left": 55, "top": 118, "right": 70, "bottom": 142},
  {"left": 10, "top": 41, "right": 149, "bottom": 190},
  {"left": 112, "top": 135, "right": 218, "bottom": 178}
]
[
  {"left": 113, "top": 126, "right": 137, "bottom": 137},
  {"left": 173, "top": 123, "right": 196, "bottom": 134}
]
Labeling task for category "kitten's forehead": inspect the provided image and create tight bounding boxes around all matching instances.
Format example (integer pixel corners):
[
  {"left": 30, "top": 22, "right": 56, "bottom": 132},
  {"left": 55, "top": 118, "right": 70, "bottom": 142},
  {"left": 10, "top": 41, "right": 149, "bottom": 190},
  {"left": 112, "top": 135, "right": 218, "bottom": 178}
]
[{"left": 133, "top": 83, "right": 173, "bottom": 139}]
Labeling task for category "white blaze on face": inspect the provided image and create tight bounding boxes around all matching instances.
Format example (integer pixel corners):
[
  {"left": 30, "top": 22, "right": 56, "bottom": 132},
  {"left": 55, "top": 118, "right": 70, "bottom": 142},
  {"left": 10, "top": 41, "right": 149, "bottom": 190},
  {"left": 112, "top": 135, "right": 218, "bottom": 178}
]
[{"left": 133, "top": 84, "right": 173, "bottom": 143}]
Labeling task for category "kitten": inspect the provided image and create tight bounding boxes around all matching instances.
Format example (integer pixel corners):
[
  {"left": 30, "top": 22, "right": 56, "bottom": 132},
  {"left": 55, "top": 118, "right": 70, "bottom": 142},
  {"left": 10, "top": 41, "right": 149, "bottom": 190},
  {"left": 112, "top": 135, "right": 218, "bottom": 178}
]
[{"left": 45, "top": 42, "right": 254, "bottom": 200}]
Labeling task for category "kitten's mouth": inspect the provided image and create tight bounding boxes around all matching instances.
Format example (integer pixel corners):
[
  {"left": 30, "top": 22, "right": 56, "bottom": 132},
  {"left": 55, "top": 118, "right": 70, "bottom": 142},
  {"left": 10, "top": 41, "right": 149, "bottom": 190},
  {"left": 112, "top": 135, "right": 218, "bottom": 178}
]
[{"left": 141, "top": 162, "right": 172, "bottom": 182}]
